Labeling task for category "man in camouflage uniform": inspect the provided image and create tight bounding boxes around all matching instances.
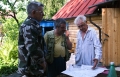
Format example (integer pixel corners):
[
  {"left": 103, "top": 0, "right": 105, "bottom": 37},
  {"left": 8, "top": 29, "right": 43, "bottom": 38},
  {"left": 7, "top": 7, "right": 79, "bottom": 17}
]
[{"left": 17, "top": 1, "right": 46, "bottom": 77}]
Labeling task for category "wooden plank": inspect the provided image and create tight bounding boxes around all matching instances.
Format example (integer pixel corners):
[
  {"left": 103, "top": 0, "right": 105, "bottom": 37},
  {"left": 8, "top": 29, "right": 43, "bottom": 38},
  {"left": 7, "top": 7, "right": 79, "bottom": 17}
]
[
  {"left": 68, "top": 21, "right": 75, "bottom": 25},
  {"left": 87, "top": 16, "right": 102, "bottom": 21},
  {"left": 70, "top": 32, "right": 77, "bottom": 35},
  {"left": 118, "top": 8, "right": 120, "bottom": 66},
  {"left": 107, "top": 8, "right": 113, "bottom": 65},
  {"left": 88, "top": 24, "right": 102, "bottom": 27},
  {"left": 102, "top": 8, "right": 109, "bottom": 66},
  {"left": 69, "top": 27, "right": 78, "bottom": 30},
  {"left": 87, "top": 20, "right": 102, "bottom": 25},
  {"left": 69, "top": 29, "right": 78, "bottom": 31},
  {"left": 111, "top": 8, "right": 116, "bottom": 65},
  {"left": 101, "top": 8, "right": 105, "bottom": 65},
  {"left": 116, "top": 8, "right": 120, "bottom": 65},
  {"left": 69, "top": 34, "right": 77, "bottom": 38},
  {"left": 112, "top": 8, "right": 117, "bottom": 65},
  {"left": 69, "top": 30, "right": 78, "bottom": 38},
  {"left": 69, "top": 24, "right": 76, "bottom": 27},
  {"left": 67, "top": 16, "right": 102, "bottom": 23}
]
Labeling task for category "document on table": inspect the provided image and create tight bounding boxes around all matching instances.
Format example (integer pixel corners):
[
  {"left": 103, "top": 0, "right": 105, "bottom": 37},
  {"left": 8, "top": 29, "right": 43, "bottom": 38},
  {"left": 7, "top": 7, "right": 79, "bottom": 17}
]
[{"left": 62, "top": 65, "right": 107, "bottom": 77}]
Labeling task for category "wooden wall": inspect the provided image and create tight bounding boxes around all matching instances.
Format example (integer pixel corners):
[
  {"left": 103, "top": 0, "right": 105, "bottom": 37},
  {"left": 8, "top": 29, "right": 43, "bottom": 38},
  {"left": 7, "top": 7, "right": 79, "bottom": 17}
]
[
  {"left": 66, "top": 8, "right": 120, "bottom": 66},
  {"left": 66, "top": 16, "right": 102, "bottom": 53},
  {"left": 102, "top": 8, "right": 120, "bottom": 66}
]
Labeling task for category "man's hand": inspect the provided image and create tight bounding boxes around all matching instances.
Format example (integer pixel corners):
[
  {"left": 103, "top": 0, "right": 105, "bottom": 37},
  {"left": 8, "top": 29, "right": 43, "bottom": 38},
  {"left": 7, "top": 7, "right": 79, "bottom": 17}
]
[
  {"left": 40, "top": 61, "right": 46, "bottom": 71},
  {"left": 92, "top": 58, "right": 98, "bottom": 70},
  {"left": 64, "top": 30, "right": 72, "bottom": 50},
  {"left": 65, "top": 30, "right": 70, "bottom": 37}
]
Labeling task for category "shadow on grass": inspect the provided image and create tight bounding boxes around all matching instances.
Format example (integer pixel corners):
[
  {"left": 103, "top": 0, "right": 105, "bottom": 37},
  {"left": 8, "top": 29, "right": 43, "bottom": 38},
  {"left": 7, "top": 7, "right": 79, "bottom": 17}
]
[{"left": 0, "top": 65, "right": 17, "bottom": 77}]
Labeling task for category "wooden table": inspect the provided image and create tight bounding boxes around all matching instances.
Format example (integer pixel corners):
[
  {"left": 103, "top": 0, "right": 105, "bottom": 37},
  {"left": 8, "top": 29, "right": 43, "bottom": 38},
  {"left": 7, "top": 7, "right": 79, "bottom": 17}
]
[{"left": 57, "top": 71, "right": 120, "bottom": 77}]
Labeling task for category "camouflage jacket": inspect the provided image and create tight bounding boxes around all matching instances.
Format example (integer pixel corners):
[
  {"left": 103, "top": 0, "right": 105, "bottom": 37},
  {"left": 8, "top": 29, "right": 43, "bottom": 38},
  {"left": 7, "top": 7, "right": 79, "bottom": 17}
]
[{"left": 18, "top": 17, "right": 46, "bottom": 76}]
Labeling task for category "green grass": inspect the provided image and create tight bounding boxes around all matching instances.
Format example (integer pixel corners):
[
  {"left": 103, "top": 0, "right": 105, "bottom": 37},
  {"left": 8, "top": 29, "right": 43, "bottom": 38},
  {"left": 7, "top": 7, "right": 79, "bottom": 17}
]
[{"left": 0, "top": 59, "right": 18, "bottom": 77}]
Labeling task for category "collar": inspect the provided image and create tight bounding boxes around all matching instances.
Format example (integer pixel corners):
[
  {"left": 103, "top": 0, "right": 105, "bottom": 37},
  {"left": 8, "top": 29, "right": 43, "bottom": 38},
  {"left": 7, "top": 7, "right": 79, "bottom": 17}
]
[
  {"left": 87, "top": 26, "right": 92, "bottom": 32},
  {"left": 79, "top": 26, "right": 92, "bottom": 33},
  {"left": 27, "top": 16, "right": 40, "bottom": 24}
]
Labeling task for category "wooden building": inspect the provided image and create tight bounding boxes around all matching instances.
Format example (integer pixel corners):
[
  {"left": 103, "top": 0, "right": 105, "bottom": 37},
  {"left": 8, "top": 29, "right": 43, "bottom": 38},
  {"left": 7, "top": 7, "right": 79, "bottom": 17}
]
[
  {"left": 52, "top": 0, "right": 120, "bottom": 66},
  {"left": 52, "top": 0, "right": 104, "bottom": 55},
  {"left": 89, "top": 0, "right": 120, "bottom": 66}
]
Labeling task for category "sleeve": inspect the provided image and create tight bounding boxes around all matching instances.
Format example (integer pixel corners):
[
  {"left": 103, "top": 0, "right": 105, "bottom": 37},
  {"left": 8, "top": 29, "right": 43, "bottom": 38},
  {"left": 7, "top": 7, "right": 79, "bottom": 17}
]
[
  {"left": 23, "top": 25, "right": 45, "bottom": 64},
  {"left": 93, "top": 30, "right": 102, "bottom": 60},
  {"left": 75, "top": 32, "right": 79, "bottom": 53},
  {"left": 44, "top": 32, "right": 48, "bottom": 44}
]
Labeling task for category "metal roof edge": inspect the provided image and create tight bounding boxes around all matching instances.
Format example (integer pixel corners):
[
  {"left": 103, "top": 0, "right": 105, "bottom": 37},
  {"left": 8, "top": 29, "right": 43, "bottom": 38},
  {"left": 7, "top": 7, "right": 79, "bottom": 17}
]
[{"left": 89, "top": 0, "right": 120, "bottom": 8}]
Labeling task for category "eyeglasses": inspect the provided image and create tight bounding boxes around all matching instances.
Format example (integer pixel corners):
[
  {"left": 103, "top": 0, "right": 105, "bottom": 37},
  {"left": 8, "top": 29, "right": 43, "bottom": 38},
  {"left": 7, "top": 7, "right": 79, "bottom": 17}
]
[
  {"left": 36, "top": 10, "right": 44, "bottom": 14},
  {"left": 77, "top": 24, "right": 85, "bottom": 28},
  {"left": 60, "top": 27, "right": 66, "bottom": 29}
]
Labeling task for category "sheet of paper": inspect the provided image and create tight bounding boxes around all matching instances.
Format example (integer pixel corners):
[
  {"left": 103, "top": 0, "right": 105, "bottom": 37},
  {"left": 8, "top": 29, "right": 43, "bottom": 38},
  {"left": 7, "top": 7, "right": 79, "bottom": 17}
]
[
  {"left": 62, "top": 65, "right": 107, "bottom": 77},
  {"left": 115, "top": 67, "right": 120, "bottom": 71}
]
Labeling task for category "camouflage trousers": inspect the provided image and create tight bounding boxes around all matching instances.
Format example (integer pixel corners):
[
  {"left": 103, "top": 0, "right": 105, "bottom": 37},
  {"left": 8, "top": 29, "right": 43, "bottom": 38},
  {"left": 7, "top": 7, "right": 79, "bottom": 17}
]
[
  {"left": 22, "top": 75, "right": 46, "bottom": 77},
  {"left": 7, "top": 72, "right": 46, "bottom": 77}
]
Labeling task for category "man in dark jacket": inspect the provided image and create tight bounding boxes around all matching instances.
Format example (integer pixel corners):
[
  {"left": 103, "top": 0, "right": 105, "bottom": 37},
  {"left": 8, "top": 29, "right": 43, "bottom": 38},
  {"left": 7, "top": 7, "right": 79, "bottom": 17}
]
[{"left": 17, "top": 1, "right": 46, "bottom": 77}]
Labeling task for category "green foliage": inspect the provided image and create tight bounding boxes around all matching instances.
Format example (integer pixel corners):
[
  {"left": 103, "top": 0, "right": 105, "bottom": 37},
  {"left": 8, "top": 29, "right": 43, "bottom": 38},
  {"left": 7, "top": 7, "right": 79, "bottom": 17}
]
[
  {"left": 0, "top": 11, "right": 27, "bottom": 76},
  {"left": 37, "top": 0, "right": 67, "bottom": 19},
  {"left": 0, "top": 11, "right": 27, "bottom": 62},
  {"left": 0, "top": 0, "right": 27, "bottom": 76},
  {"left": 0, "top": 0, "right": 28, "bottom": 26},
  {"left": 0, "top": 0, "right": 67, "bottom": 76},
  {"left": 2, "top": 19, "right": 19, "bottom": 41},
  {"left": 0, "top": 39, "right": 17, "bottom": 63},
  {"left": 0, "top": 59, "right": 18, "bottom": 77}
]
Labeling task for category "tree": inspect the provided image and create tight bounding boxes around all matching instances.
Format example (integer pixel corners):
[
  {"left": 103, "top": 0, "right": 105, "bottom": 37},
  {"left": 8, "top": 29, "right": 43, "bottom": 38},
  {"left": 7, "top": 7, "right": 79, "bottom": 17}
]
[
  {"left": 0, "top": 0, "right": 28, "bottom": 27},
  {"left": 0, "top": 0, "right": 68, "bottom": 21},
  {"left": 37, "top": 0, "right": 67, "bottom": 19}
]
